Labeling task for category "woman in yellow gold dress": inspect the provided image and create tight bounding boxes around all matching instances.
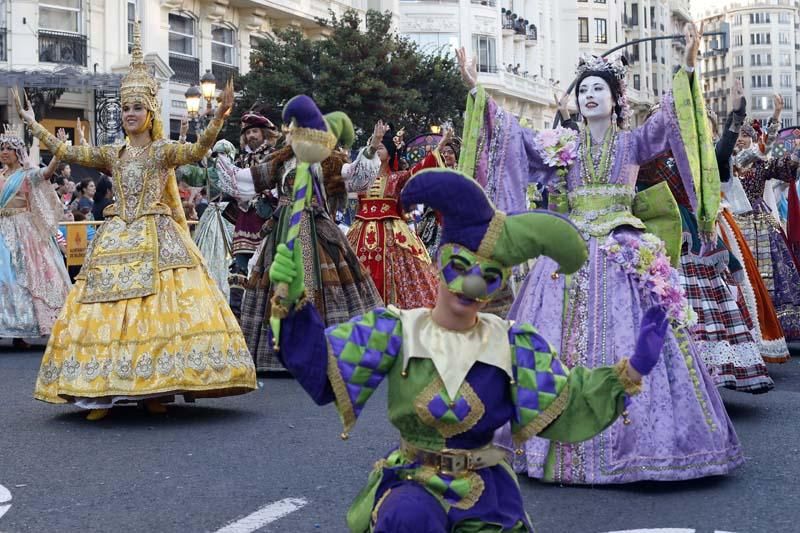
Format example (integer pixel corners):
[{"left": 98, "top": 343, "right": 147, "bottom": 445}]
[{"left": 16, "top": 24, "right": 256, "bottom": 420}]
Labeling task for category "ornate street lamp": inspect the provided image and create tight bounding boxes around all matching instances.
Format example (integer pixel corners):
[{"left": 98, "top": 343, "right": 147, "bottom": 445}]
[
  {"left": 200, "top": 69, "right": 217, "bottom": 115},
  {"left": 185, "top": 84, "right": 201, "bottom": 118}
]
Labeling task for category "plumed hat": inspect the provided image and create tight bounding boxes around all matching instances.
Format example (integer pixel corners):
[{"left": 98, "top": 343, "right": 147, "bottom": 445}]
[
  {"left": 401, "top": 169, "right": 588, "bottom": 272},
  {"left": 120, "top": 22, "right": 159, "bottom": 112},
  {"left": 241, "top": 104, "right": 277, "bottom": 133}
]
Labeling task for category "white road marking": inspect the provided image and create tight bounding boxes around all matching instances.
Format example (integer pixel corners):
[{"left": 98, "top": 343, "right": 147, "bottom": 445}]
[
  {"left": 0, "top": 483, "right": 11, "bottom": 520},
  {"left": 214, "top": 497, "right": 308, "bottom": 533},
  {"left": 603, "top": 530, "right": 695, "bottom": 533},
  {"left": 601, "top": 530, "right": 738, "bottom": 533}
]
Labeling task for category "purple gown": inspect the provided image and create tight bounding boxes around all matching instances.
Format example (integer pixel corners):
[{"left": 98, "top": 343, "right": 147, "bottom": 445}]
[{"left": 472, "top": 90, "right": 744, "bottom": 483}]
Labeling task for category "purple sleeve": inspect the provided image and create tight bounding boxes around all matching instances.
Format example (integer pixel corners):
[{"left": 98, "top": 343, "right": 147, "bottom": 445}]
[
  {"left": 630, "top": 92, "right": 698, "bottom": 210},
  {"left": 478, "top": 97, "right": 557, "bottom": 212},
  {"left": 274, "top": 303, "right": 335, "bottom": 405}
]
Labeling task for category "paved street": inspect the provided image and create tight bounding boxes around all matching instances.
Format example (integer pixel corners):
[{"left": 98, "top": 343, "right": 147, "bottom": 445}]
[{"left": 1, "top": 342, "right": 799, "bottom": 533}]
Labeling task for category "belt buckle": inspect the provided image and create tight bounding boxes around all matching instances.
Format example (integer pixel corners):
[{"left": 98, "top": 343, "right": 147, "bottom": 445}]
[{"left": 438, "top": 450, "right": 470, "bottom": 475}]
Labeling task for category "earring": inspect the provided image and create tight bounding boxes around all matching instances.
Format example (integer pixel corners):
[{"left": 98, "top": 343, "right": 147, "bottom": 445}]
[{"left": 612, "top": 111, "right": 618, "bottom": 125}]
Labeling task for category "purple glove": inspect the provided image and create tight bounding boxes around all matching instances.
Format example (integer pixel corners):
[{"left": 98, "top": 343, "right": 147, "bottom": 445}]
[{"left": 630, "top": 306, "right": 669, "bottom": 376}]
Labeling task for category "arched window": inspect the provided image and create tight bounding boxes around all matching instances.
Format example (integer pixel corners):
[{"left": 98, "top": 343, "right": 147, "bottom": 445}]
[
  {"left": 212, "top": 23, "right": 239, "bottom": 83},
  {"left": 168, "top": 12, "right": 199, "bottom": 84},
  {"left": 211, "top": 24, "right": 237, "bottom": 66}
]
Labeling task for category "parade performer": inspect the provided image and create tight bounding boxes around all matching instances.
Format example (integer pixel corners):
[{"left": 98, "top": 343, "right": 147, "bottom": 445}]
[
  {"left": 214, "top": 115, "right": 382, "bottom": 372},
  {"left": 636, "top": 85, "right": 772, "bottom": 393},
  {"left": 224, "top": 106, "right": 280, "bottom": 320},
  {"left": 0, "top": 126, "right": 71, "bottom": 345},
  {"left": 714, "top": 95, "right": 791, "bottom": 363},
  {"left": 25, "top": 24, "right": 256, "bottom": 420},
  {"left": 344, "top": 122, "right": 439, "bottom": 308},
  {"left": 271, "top": 140, "right": 670, "bottom": 531},
  {"left": 459, "top": 23, "right": 743, "bottom": 483},
  {"left": 731, "top": 114, "right": 800, "bottom": 341}
]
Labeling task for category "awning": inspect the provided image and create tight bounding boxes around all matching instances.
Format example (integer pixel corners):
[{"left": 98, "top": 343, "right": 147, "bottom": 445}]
[{"left": 0, "top": 66, "right": 122, "bottom": 90}]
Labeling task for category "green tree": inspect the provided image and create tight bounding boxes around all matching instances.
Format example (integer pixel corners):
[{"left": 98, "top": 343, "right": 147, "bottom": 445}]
[{"left": 227, "top": 9, "right": 466, "bottom": 147}]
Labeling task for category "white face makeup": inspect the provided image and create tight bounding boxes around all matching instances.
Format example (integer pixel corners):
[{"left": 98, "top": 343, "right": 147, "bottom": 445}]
[{"left": 578, "top": 75, "right": 614, "bottom": 121}]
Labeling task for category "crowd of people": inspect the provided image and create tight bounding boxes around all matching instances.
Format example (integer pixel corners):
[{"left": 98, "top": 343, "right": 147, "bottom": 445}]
[{"left": 3, "top": 20, "right": 800, "bottom": 533}]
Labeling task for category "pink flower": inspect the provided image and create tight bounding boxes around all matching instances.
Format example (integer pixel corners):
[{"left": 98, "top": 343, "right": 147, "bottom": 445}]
[{"left": 538, "top": 129, "right": 559, "bottom": 148}]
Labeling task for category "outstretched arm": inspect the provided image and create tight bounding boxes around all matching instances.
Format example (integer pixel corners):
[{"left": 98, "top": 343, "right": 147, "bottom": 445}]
[
  {"left": 13, "top": 89, "right": 112, "bottom": 170},
  {"left": 164, "top": 79, "right": 234, "bottom": 167}
]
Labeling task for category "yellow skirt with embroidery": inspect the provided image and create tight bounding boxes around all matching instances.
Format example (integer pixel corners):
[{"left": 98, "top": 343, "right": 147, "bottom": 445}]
[{"left": 34, "top": 265, "right": 257, "bottom": 404}]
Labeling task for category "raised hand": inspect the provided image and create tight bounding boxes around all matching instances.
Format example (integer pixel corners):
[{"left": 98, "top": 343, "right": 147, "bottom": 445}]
[
  {"left": 369, "top": 120, "right": 390, "bottom": 149},
  {"left": 773, "top": 94, "right": 784, "bottom": 120},
  {"left": 179, "top": 116, "right": 189, "bottom": 140},
  {"left": 683, "top": 21, "right": 703, "bottom": 68},
  {"left": 554, "top": 89, "right": 571, "bottom": 120},
  {"left": 214, "top": 79, "right": 235, "bottom": 120},
  {"left": 56, "top": 128, "right": 69, "bottom": 144},
  {"left": 456, "top": 47, "right": 478, "bottom": 89},
  {"left": 732, "top": 79, "right": 745, "bottom": 112},
  {"left": 10, "top": 88, "right": 36, "bottom": 124},
  {"left": 76, "top": 117, "right": 90, "bottom": 146},
  {"left": 629, "top": 306, "right": 669, "bottom": 378}
]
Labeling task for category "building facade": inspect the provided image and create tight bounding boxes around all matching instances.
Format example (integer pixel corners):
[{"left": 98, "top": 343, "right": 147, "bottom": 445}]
[
  {"left": 0, "top": 0, "right": 368, "bottom": 148},
  {"left": 700, "top": 0, "right": 800, "bottom": 129},
  {"left": 399, "top": 0, "right": 586, "bottom": 130}
]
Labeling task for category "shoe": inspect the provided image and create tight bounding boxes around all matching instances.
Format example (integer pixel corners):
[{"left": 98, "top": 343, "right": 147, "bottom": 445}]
[
  {"left": 144, "top": 400, "right": 167, "bottom": 414},
  {"left": 85, "top": 409, "right": 109, "bottom": 421}
]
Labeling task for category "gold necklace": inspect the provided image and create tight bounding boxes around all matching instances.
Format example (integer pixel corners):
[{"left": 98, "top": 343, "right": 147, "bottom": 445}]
[{"left": 125, "top": 141, "right": 152, "bottom": 159}]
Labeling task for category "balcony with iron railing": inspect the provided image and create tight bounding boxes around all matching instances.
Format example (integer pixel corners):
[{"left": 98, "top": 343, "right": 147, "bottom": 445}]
[
  {"left": 212, "top": 62, "right": 239, "bottom": 84},
  {"left": 169, "top": 54, "right": 200, "bottom": 85},
  {"left": 39, "top": 30, "right": 87, "bottom": 66},
  {"left": 0, "top": 28, "right": 6, "bottom": 62}
]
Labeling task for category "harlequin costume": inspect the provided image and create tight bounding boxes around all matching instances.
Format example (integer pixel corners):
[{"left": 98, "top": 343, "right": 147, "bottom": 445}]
[
  {"left": 269, "top": 97, "right": 670, "bottom": 531},
  {"left": 636, "top": 103, "right": 771, "bottom": 393},
  {"left": 215, "top": 116, "right": 382, "bottom": 372},
  {"left": 463, "top": 59, "right": 743, "bottom": 482},
  {"left": 344, "top": 130, "right": 439, "bottom": 309},
  {"left": 0, "top": 126, "right": 71, "bottom": 338},
  {"left": 32, "top": 24, "right": 256, "bottom": 408}
]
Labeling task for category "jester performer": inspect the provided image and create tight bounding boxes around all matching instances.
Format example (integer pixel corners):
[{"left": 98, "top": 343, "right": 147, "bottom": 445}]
[
  {"left": 24, "top": 23, "right": 256, "bottom": 420},
  {"left": 268, "top": 95, "right": 671, "bottom": 533},
  {"left": 214, "top": 110, "right": 382, "bottom": 372}
]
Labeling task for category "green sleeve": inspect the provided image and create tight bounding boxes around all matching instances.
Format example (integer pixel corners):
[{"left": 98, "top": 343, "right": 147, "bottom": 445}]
[
  {"left": 673, "top": 69, "right": 720, "bottom": 234},
  {"left": 536, "top": 362, "right": 632, "bottom": 443}
]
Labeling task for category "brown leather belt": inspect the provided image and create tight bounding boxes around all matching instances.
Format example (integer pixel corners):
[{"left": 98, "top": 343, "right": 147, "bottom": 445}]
[{"left": 400, "top": 439, "right": 507, "bottom": 475}]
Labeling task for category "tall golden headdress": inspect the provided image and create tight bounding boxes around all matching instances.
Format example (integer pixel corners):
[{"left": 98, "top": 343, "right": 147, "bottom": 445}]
[{"left": 120, "top": 21, "right": 160, "bottom": 112}]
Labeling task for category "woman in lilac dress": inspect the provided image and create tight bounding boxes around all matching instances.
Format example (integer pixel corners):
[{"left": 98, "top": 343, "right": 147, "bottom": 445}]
[{"left": 460, "top": 24, "right": 743, "bottom": 483}]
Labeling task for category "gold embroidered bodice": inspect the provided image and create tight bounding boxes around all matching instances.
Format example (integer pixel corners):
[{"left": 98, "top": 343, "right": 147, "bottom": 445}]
[{"left": 30, "top": 118, "right": 224, "bottom": 303}]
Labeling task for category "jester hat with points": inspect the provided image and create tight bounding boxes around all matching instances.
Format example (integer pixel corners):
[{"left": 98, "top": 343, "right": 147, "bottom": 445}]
[{"left": 401, "top": 169, "right": 588, "bottom": 273}]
